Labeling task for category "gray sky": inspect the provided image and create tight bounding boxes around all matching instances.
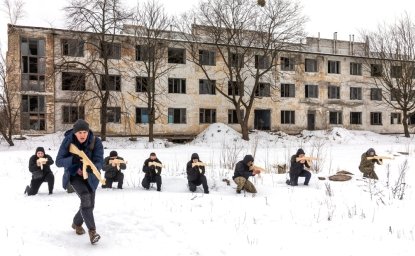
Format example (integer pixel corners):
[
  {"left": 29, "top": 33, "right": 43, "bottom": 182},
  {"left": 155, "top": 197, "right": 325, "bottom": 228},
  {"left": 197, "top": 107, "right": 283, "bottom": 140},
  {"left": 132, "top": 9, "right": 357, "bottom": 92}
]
[{"left": 1, "top": 0, "right": 414, "bottom": 49}]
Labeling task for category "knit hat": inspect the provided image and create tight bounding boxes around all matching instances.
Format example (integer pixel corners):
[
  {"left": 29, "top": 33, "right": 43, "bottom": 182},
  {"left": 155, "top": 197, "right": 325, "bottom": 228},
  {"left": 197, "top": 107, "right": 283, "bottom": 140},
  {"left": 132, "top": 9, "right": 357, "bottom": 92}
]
[
  {"left": 296, "top": 148, "right": 305, "bottom": 156},
  {"left": 150, "top": 152, "right": 156, "bottom": 157},
  {"left": 35, "top": 147, "right": 45, "bottom": 154},
  {"left": 110, "top": 151, "right": 118, "bottom": 157},
  {"left": 73, "top": 119, "right": 89, "bottom": 133},
  {"left": 191, "top": 153, "right": 200, "bottom": 160}
]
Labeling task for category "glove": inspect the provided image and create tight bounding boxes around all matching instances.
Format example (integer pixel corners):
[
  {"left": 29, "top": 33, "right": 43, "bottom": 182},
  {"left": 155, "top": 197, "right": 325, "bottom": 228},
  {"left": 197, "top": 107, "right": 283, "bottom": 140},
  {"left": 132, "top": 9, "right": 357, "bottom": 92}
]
[{"left": 72, "top": 154, "right": 81, "bottom": 164}]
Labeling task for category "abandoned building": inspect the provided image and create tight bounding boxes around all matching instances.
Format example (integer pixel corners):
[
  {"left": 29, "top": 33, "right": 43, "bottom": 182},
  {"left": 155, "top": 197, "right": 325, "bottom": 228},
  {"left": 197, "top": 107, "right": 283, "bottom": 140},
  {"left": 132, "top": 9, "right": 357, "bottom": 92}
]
[{"left": 6, "top": 24, "right": 414, "bottom": 138}]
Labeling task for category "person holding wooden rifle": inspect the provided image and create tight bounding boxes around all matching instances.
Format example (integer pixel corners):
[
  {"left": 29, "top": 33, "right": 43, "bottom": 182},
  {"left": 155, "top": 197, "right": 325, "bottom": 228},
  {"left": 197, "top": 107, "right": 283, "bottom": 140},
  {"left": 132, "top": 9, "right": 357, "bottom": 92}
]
[
  {"left": 56, "top": 119, "right": 104, "bottom": 245},
  {"left": 359, "top": 148, "right": 384, "bottom": 180},
  {"left": 142, "top": 152, "right": 163, "bottom": 191},
  {"left": 233, "top": 154, "right": 259, "bottom": 195},
  {"left": 186, "top": 153, "right": 209, "bottom": 194},
  {"left": 102, "top": 150, "right": 126, "bottom": 189},
  {"left": 286, "top": 148, "right": 312, "bottom": 186},
  {"left": 24, "top": 147, "right": 55, "bottom": 196}
]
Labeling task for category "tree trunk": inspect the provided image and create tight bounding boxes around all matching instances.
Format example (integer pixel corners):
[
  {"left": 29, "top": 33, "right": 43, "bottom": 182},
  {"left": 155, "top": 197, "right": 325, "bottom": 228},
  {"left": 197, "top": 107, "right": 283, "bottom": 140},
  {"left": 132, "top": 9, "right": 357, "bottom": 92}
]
[
  {"left": 402, "top": 111, "right": 410, "bottom": 137},
  {"left": 149, "top": 109, "right": 154, "bottom": 142},
  {"left": 100, "top": 106, "right": 107, "bottom": 141},
  {"left": 241, "top": 122, "right": 249, "bottom": 141}
]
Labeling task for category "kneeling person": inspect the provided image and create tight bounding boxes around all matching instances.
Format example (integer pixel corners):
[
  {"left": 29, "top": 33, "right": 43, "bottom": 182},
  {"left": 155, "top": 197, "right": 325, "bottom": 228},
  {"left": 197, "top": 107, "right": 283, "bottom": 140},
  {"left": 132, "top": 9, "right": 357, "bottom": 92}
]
[
  {"left": 233, "top": 155, "right": 259, "bottom": 194},
  {"left": 25, "top": 147, "right": 55, "bottom": 195},
  {"left": 142, "top": 152, "right": 162, "bottom": 191},
  {"left": 102, "top": 151, "right": 126, "bottom": 189},
  {"left": 186, "top": 153, "right": 209, "bottom": 194}
]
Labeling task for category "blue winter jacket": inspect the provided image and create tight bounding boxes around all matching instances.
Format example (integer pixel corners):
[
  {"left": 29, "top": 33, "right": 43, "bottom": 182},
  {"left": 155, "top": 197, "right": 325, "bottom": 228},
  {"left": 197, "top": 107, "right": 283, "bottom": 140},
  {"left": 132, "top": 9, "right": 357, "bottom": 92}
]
[{"left": 56, "top": 129, "right": 104, "bottom": 191}]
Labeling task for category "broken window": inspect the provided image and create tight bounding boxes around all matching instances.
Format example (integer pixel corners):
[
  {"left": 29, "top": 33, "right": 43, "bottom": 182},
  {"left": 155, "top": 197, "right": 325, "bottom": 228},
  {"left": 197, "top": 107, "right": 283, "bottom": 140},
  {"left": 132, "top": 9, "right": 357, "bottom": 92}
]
[
  {"left": 328, "top": 60, "right": 341, "bottom": 74},
  {"left": 168, "top": 48, "right": 185, "bottom": 64},
  {"left": 370, "top": 88, "right": 382, "bottom": 101},
  {"left": 329, "top": 111, "right": 342, "bottom": 125},
  {"left": 305, "top": 58, "right": 318, "bottom": 72},
  {"left": 350, "top": 62, "right": 362, "bottom": 76},
  {"left": 391, "top": 65, "right": 402, "bottom": 78},
  {"left": 280, "top": 57, "right": 295, "bottom": 71},
  {"left": 229, "top": 53, "right": 244, "bottom": 68},
  {"left": 21, "top": 37, "right": 45, "bottom": 91},
  {"left": 255, "top": 83, "right": 271, "bottom": 97},
  {"left": 199, "top": 108, "right": 216, "bottom": 124},
  {"left": 21, "top": 95, "right": 45, "bottom": 130},
  {"left": 199, "top": 79, "right": 216, "bottom": 95},
  {"left": 136, "top": 45, "right": 155, "bottom": 62},
  {"left": 107, "top": 107, "right": 121, "bottom": 123},
  {"left": 371, "top": 64, "right": 382, "bottom": 77},
  {"left": 62, "top": 72, "right": 86, "bottom": 91},
  {"left": 136, "top": 108, "right": 149, "bottom": 124},
  {"left": 136, "top": 76, "right": 148, "bottom": 92},
  {"left": 281, "top": 110, "right": 295, "bottom": 124},
  {"left": 101, "top": 75, "right": 121, "bottom": 91},
  {"left": 391, "top": 113, "right": 401, "bottom": 124},
  {"left": 280, "top": 83, "right": 295, "bottom": 97},
  {"left": 228, "top": 109, "right": 244, "bottom": 124},
  {"left": 168, "top": 108, "right": 186, "bottom": 124},
  {"left": 350, "top": 87, "right": 362, "bottom": 100},
  {"left": 305, "top": 84, "right": 318, "bottom": 98},
  {"left": 62, "top": 39, "right": 84, "bottom": 57},
  {"left": 350, "top": 112, "right": 362, "bottom": 125},
  {"left": 199, "top": 50, "right": 215, "bottom": 66},
  {"left": 62, "top": 106, "right": 85, "bottom": 123},
  {"left": 328, "top": 86, "right": 340, "bottom": 99},
  {"left": 168, "top": 78, "right": 186, "bottom": 93},
  {"left": 370, "top": 112, "right": 382, "bottom": 125},
  {"left": 101, "top": 42, "right": 121, "bottom": 59},
  {"left": 228, "top": 81, "right": 244, "bottom": 96},
  {"left": 255, "top": 55, "right": 270, "bottom": 69}
]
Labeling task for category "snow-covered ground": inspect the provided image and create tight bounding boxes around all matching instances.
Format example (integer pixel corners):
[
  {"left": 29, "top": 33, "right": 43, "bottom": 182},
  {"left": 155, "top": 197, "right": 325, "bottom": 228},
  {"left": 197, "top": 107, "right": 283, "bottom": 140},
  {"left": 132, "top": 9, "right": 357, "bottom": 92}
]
[{"left": 1, "top": 123, "right": 414, "bottom": 256}]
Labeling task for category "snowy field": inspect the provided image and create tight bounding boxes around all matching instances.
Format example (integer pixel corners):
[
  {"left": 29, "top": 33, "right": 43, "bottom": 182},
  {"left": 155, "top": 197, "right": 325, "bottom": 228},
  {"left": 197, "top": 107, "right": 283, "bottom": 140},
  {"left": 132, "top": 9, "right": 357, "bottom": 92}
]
[{"left": 1, "top": 123, "right": 414, "bottom": 256}]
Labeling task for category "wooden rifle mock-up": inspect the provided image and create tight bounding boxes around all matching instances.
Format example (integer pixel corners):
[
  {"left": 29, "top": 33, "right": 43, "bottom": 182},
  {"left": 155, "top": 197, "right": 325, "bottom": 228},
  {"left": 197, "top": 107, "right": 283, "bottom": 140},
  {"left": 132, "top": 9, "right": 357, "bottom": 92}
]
[
  {"left": 109, "top": 159, "right": 127, "bottom": 170},
  {"left": 69, "top": 144, "right": 106, "bottom": 185},
  {"left": 36, "top": 158, "right": 48, "bottom": 170}
]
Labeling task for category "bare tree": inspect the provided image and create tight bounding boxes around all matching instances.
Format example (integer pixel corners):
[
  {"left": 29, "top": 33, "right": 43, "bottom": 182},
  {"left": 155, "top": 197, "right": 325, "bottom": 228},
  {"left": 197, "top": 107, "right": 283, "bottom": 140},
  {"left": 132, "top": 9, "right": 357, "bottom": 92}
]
[
  {"left": 177, "top": 0, "right": 306, "bottom": 140},
  {"left": 360, "top": 13, "right": 415, "bottom": 137},
  {"left": 60, "top": 0, "right": 132, "bottom": 140},
  {"left": 127, "top": 0, "right": 174, "bottom": 142},
  {"left": 0, "top": 0, "right": 25, "bottom": 146}
]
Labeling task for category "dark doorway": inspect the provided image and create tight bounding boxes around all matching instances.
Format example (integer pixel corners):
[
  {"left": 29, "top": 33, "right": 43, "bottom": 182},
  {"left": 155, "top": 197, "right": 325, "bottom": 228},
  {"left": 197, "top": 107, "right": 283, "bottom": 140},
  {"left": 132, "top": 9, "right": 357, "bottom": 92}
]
[
  {"left": 307, "top": 111, "right": 315, "bottom": 130},
  {"left": 254, "top": 109, "right": 271, "bottom": 130}
]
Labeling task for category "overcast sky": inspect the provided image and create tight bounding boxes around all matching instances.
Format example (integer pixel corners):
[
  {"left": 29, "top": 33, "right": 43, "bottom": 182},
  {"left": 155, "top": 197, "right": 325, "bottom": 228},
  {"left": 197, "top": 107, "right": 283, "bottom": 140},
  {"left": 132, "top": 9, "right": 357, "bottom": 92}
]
[{"left": 1, "top": 0, "right": 414, "bottom": 49}]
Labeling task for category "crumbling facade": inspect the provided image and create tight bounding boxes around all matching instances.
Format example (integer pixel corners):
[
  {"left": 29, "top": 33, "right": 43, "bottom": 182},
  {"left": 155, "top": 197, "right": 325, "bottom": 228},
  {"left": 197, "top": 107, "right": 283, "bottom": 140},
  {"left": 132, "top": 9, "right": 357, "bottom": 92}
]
[{"left": 6, "top": 24, "right": 412, "bottom": 137}]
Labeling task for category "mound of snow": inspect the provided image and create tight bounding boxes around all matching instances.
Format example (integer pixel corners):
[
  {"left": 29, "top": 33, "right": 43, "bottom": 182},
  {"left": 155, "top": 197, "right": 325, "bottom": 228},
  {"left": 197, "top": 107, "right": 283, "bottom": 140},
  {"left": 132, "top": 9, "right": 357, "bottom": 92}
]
[{"left": 192, "top": 123, "right": 243, "bottom": 145}]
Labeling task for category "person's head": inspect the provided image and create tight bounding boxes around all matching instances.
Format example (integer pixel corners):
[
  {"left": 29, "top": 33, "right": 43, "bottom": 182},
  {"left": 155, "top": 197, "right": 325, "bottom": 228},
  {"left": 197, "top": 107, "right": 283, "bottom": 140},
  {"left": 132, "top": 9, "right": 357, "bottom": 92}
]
[
  {"left": 73, "top": 119, "right": 89, "bottom": 143},
  {"left": 150, "top": 152, "right": 157, "bottom": 160},
  {"left": 109, "top": 151, "right": 118, "bottom": 159},
  {"left": 35, "top": 147, "right": 45, "bottom": 158},
  {"left": 243, "top": 154, "right": 254, "bottom": 166},
  {"left": 366, "top": 148, "right": 376, "bottom": 156},
  {"left": 191, "top": 153, "right": 200, "bottom": 162},
  {"left": 296, "top": 148, "right": 305, "bottom": 157}
]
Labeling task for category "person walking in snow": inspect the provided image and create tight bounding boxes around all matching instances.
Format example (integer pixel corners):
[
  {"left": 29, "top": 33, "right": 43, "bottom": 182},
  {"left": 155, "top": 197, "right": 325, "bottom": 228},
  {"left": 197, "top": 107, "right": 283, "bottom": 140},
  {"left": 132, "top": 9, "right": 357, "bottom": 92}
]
[
  {"left": 286, "top": 148, "right": 311, "bottom": 186},
  {"left": 233, "top": 155, "right": 259, "bottom": 194},
  {"left": 24, "top": 147, "right": 55, "bottom": 196},
  {"left": 186, "top": 153, "right": 209, "bottom": 194},
  {"left": 56, "top": 119, "right": 104, "bottom": 244},
  {"left": 359, "top": 148, "right": 382, "bottom": 180},
  {"left": 102, "top": 150, "right": 126, "bottom": 189},
  {"left": 142, "top": 152, "right": 163, "bottom": 191}
]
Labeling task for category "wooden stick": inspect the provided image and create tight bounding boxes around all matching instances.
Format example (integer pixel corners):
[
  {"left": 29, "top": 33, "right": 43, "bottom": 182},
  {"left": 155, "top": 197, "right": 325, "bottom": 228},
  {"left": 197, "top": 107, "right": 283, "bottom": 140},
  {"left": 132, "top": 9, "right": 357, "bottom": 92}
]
[
  {"left": 366, "top": 156, "right": 394, "bottom": 160},
  {"left": 148, "top": 161, "right": 164, "bottom": 168},
  {"left": 192, "top": 162, "right": 208, "bottom": 168},
  {"left": 69, "top": 144, "right": 106, "bottom": 185},
  {"left": 296, "top": 156, "right": 318, "bottom": 162}
]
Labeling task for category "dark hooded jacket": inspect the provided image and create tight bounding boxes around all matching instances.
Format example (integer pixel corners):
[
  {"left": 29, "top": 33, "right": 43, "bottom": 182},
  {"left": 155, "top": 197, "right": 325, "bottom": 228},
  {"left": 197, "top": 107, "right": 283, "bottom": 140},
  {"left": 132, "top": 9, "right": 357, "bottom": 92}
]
[
  {"left": 186, "top": 153, "right": 205, "bottom": 182},
  {"left": 103, "top": 156, "right": 127, "bottom": 179},
  {"left": 56, "top": 129, "right": 104, "bottom": 191},
  {"left": 290, "top": 148, "right": 310, "bottom": 176},
  {"left": 28, "top": 147, "right": 54, "bottom": 179},
  {"left": 233, "top": 155, "right": 255, "bottom": 180},
  {"left": 143, "top": 158, "right": 162, "bottom": 176},
  {"left": 359, "top": 148, "right": 381, "bottom": 173}
]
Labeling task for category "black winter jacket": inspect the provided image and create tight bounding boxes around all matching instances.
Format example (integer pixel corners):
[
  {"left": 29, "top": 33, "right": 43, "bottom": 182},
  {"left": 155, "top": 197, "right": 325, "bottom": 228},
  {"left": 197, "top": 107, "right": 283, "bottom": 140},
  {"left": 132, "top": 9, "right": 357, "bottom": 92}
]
[
  {"left": 186, "top": 153, "right": 205, "bottom": 182},
  {"left": 289, "top": 154, "right": 310, "bottom": 176},
  {"left": 103, "top": 156, "right": 126, "bottom": 179},
  {"left": 232, "top": 155, "right": 254, "bottom": 180},
  {"left": 28, "top": 154, "right": 54, "bottom": 179},
  {"left": 142, "top": 158, "right": 162, "bottom": 176}
]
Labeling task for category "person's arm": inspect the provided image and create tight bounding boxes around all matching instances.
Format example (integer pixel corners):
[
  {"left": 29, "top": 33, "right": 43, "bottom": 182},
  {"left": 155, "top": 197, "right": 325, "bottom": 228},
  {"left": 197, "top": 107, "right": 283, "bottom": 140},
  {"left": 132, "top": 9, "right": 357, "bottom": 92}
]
[
  {"left": 91, "top": 138, "right": 104, "bottom": 171},
  {"left": 28, "top": 155, "right": 40, "bottom": 173},
  {"left": 118, "top": 157, "right": 127, "bottom": 170},
  {"left": 143, "top": 159, "right": 150, "bottom": 173},
  {"left": 56, "top": 137, "right": 75, "bottom": 169},
  {"left": 45, "top": 154, "right": 54, "bottom": 166},
  {"left": 103, "top": 157, "right": 112, "bottom": 172}
]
